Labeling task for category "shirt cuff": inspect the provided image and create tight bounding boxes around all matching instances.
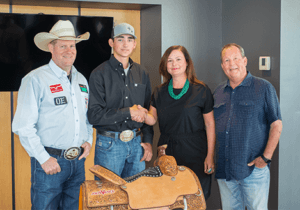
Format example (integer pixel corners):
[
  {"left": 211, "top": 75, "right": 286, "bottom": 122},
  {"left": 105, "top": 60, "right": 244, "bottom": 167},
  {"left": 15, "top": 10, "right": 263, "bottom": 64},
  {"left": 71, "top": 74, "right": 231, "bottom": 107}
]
[
  {"left": 35, "top": 150, "right": 51, "bottom": 165},
  {"left": 87, "top": 136, "right": 93, "bottom": 146},
  {"left": 122, "top": 107, "right": 131, "bottom": 120},
  {"left": 142, "top": 134, "right": 153, "bottom": 144}
]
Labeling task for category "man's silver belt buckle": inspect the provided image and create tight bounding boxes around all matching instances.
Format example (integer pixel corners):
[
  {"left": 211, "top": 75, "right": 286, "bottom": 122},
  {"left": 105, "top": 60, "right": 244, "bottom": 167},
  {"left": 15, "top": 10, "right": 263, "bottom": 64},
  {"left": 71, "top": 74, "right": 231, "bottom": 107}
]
[
  {"left": 120, "top": 130, "right": 134, "bottom": 142},
  {"left": 64, "top": 147, "right": 81, "bottom": 160}
]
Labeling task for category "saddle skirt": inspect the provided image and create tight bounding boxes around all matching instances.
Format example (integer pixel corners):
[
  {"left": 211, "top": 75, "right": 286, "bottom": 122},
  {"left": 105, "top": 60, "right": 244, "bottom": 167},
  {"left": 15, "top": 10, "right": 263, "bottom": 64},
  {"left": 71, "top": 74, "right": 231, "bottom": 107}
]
[{"left": 80, "top": 155, "right": 206, "bottom": 210}]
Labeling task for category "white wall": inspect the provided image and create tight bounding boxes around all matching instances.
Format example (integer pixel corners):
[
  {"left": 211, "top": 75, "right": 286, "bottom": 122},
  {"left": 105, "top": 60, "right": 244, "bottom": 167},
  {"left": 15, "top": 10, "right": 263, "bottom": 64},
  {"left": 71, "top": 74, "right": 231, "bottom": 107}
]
[{"left": 279, "top": 0, "right": 300, "bottom": 209}]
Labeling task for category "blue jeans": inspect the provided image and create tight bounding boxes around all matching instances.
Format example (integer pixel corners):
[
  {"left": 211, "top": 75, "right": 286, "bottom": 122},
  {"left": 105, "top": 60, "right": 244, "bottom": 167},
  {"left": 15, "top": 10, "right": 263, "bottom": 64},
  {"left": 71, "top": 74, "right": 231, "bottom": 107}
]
[
  {"left": 94, "top": 131, "right": 145, "bottom": 179},
  {"left": 217, "top": 166, "right": 270, "bottom": 210},
  {"left": 30, "top": 153, "right": 85, "bottom": 210}
]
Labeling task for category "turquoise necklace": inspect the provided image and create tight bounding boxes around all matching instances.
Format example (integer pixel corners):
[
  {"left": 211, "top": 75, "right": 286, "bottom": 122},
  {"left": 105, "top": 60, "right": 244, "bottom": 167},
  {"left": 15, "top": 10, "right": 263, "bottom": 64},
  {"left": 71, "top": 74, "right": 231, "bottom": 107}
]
[{"left": 168, "top": 78, "right": 189, "bottom": 100}]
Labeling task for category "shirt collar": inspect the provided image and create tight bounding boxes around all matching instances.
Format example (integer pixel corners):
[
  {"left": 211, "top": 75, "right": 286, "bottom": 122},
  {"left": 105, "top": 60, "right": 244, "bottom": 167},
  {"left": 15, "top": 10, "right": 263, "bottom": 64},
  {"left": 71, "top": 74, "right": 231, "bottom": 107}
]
[
  {"left": 109, "top": 54, "right": 134, "bottom": 71},
  {"left": 49, "top": 59, "right": 77, "bottom": 78},
  {"left": 222, "top": 71, "right": 253, "bottom": 90}
]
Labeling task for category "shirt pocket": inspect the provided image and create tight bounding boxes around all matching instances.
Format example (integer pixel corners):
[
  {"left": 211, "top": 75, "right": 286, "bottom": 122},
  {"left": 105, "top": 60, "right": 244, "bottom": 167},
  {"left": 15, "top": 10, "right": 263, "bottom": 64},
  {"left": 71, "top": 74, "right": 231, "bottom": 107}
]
[
  {"left": 132, "top": 83, "right": 146, "bottom": 106},
  {"left": 45, "top": 94, "right": 69, "bottom": 117},
  {"left": 237, "top": 100, "right": 255, "bottom": 119}
]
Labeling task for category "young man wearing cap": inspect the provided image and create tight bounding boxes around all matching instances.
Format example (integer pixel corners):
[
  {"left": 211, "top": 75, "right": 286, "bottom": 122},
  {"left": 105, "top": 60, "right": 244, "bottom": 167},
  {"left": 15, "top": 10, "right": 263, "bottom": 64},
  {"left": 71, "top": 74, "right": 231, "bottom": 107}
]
[
  {"left": 12, "top": 20, "right": 93, "bottom": 209},
  {"left": 88, "top": 23, "right": 153, "bottom": 178}
]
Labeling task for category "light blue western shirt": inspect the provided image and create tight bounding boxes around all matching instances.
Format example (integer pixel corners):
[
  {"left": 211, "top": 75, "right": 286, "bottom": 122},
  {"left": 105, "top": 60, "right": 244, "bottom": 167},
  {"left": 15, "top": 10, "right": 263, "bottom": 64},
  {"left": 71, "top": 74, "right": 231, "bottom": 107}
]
[{"left": 12, "top": 60, "right": 93, "bottom": 164}]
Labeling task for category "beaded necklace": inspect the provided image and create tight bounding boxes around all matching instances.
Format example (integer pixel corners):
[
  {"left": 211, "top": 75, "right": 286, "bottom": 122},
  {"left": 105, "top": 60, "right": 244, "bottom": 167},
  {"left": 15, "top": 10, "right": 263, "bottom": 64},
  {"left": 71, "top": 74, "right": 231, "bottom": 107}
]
[{"left": 168, "top": 78, "right": 189, "bottom": 100}]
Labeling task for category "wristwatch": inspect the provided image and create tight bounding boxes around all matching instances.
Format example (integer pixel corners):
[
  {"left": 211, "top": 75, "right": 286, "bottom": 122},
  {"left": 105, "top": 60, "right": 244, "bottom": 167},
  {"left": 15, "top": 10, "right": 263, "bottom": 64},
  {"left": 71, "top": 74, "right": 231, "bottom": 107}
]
[{"left": 261, "top": 155, "right": 272, "bottom": 163}]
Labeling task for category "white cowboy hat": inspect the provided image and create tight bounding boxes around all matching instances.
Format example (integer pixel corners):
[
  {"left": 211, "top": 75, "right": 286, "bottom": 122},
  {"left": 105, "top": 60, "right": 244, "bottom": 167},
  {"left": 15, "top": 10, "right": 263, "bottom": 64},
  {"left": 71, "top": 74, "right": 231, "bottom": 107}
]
[{"left": 34, "top": 20, "right": 90, "bottom": 52}]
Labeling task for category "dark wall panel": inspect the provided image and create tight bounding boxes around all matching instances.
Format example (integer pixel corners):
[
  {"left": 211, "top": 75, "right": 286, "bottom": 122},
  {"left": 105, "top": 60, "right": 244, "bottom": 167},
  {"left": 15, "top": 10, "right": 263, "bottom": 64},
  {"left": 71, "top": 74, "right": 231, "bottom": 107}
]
[
  {"left": 140, "top": 5, "right": 162, "bottom": 169},
  {"left": 222, "top": 0, "right": 280, "bottom": 95}
]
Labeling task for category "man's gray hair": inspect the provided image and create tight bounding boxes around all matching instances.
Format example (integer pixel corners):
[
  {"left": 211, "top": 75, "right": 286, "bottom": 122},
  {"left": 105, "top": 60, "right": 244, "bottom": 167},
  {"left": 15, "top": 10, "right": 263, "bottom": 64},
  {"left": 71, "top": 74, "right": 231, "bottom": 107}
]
[{"left": 220, "top": 43, "right": 245, "bottom": 63}]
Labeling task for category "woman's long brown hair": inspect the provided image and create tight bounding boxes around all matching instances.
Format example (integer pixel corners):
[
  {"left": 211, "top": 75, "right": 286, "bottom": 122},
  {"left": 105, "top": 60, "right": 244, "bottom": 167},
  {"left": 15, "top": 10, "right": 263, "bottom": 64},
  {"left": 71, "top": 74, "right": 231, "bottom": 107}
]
[{"left": 159, "top": 45, "right": 204, "bottom": 86}]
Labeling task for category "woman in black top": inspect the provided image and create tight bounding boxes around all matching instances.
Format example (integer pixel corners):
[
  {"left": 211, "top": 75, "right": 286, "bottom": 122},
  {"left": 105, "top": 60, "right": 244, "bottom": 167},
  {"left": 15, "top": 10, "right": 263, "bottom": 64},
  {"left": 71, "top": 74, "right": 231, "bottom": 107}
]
[{"left": 143, "top": 45, "right": 215, "bottom": 200}]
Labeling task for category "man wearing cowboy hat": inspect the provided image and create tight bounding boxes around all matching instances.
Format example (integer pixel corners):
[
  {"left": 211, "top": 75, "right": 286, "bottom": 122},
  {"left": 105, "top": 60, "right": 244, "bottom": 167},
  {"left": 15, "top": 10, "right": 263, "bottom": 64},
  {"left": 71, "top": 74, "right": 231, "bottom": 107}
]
[
  {"left": 87, "top": 23, "right": 153, "bottom": 179},
  {"left": 12, "top": 20, "right": 93, "bottom": 209}
]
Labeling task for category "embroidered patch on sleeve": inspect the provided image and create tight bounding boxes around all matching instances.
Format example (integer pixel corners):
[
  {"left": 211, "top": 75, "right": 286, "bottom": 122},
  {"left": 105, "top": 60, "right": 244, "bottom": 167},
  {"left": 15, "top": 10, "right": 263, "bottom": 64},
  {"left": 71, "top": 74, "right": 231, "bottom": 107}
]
[
  {"left": 50, "top": 84, "right": 63, "bottom": 93},
  {"left": 79, "top": 84, "right": 88, "bottom": 93},
  {"left": 85, "top": 98, "right": 88, "bottom": 108},
  {"left": 54, "top": 96, "right": 68, "bottom": 106}
]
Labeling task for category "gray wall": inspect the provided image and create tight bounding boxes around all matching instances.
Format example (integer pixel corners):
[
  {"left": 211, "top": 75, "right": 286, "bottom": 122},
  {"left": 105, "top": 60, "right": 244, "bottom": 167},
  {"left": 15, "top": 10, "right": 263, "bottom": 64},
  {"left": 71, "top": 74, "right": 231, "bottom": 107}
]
[
  {"left": 222, "top": 0, "right": 281, "bottom": 209},
  {"left": 76, "top": 0, "right": 223, "bottom": 90},
  {"left": 279, "top": 0, "right": 300, "bottom": 209},
  {"left": 140, "top": 5, "right": 162, "bottom": 169}
]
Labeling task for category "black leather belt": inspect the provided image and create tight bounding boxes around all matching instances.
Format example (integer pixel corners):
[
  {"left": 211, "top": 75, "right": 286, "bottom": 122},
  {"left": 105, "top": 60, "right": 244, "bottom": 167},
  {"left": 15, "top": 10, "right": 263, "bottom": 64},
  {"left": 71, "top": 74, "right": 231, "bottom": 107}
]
[
  {"left": 45, "top": 147, "right": 83, "bottom": 160},
  {"left": 98, "top": 129, "right": 142, "bottom": 142}
]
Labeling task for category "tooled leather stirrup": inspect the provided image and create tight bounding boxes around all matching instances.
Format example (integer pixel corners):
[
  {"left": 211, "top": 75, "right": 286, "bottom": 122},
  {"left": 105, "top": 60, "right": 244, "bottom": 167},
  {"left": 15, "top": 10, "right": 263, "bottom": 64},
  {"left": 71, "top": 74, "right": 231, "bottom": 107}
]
[{"left": 80, "top": 155, "right": 206, "bottom": 210}]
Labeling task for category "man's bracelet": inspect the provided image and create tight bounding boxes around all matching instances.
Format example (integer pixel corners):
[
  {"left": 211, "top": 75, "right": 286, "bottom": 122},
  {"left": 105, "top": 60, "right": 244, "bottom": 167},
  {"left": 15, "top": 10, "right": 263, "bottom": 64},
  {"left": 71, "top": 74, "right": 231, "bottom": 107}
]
[{"left": 261, "top": 154, "right": 272, "bottom": 163}]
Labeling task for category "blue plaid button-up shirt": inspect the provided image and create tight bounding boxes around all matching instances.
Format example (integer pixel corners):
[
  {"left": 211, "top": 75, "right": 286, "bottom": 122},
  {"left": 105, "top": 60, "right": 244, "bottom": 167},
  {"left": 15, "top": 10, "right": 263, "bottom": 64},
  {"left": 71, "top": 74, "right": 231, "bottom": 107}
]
[{"left": 213, "top": 72, "right": 281, "bottom": 181}]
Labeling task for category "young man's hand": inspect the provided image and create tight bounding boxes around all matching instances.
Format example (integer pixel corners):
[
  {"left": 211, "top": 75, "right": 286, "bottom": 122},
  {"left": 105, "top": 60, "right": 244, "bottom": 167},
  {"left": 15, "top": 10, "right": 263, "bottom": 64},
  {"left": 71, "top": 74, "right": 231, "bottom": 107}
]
[
  {"left": 130, "top": 104, "right": 148, "bottom": 122},
  {"left": 140, "top": 143, "right": 153, "bottom": 162}
]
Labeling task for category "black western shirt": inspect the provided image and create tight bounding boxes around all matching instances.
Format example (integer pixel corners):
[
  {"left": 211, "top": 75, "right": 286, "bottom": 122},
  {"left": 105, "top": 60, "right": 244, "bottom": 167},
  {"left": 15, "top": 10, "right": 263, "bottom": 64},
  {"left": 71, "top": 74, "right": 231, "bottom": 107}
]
[{"left": 88, "top": 55, "right": 153, "bottom": 144}]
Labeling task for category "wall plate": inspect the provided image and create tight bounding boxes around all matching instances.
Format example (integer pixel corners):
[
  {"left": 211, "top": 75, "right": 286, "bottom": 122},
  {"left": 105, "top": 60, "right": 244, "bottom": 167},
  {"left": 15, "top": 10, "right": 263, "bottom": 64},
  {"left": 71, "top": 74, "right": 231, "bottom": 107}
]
[{"left": 259, "top": 56, "right": 271, "bottom": 70}]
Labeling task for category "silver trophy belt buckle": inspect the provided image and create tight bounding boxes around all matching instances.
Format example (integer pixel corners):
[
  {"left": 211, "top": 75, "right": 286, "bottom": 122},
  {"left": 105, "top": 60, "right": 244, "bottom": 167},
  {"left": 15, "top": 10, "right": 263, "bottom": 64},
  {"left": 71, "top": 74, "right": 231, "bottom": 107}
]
[
  {"left": 119, "top": 130, "right": 134, "bottom": 142},
  {"left": 64, "top": 147, "right": 81, "bottom": 160}
]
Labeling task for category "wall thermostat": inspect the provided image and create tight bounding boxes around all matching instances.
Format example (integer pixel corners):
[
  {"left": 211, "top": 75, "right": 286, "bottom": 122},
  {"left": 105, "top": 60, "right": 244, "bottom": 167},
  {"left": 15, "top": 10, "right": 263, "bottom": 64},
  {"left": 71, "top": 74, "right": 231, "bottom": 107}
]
[{"left": 259, "top": 56, "right": 271, "bottom": 70}]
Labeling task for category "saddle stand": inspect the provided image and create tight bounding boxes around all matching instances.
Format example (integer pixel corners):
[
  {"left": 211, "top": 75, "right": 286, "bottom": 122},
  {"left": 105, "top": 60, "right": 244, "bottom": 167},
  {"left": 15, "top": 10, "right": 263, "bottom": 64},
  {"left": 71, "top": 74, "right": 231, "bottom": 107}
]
[{"left": 79, "top": 155, "right": 206, "bottom": 210}]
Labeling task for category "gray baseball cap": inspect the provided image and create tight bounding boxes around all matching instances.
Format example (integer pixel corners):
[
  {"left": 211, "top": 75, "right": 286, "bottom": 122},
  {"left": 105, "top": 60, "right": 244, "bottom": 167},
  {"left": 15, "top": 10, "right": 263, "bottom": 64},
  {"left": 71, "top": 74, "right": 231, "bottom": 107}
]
[{"left": 113, "top": 23, "right": 137, "bottom": 39}]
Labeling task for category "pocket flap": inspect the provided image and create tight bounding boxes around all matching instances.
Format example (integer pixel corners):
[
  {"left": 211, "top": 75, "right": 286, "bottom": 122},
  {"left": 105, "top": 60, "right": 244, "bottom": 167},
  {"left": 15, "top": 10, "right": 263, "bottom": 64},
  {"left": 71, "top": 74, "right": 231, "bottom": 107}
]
[
  {"left": 238, "top": 101, "right": 254, "bottom": 106},
  {"left": 213, "top": 102, "right": 226, "bottom": 108}
]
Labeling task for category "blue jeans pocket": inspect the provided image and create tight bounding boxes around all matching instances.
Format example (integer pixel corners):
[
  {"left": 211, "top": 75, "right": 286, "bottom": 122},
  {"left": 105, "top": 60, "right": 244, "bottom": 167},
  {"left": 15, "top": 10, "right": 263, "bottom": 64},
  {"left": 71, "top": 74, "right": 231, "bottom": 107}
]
[
  {"left": 253, "top": 165, "right": 269, "bottom": 177},
  {"left": 254, "top": 165, "right": 268, "bottom": 170},
  {"left": 96, "top": 134, "right": 114, "bottom": 151}
]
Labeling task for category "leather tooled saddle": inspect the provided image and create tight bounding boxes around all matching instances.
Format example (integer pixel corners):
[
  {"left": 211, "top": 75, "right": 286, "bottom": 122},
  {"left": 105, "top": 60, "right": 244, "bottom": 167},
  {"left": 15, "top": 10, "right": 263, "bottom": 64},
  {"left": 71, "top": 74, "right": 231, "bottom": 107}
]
[{"left": 79, "top": 155, "right": 206, "bottom": 210}]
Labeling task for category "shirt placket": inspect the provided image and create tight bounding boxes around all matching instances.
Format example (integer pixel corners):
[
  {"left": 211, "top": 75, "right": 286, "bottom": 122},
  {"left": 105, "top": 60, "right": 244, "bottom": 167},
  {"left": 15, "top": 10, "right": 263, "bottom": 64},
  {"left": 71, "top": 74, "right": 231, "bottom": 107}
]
[
  {"left": 63, "top": 71, "right": 80, "bottom": 147},
  {"left": 122, "top": 65, "right": 130, "bottom": 124},
  {"left": 225, "top": 88, "right": 235, "bottom": 179},
  {"left": 118, "top": 63, "right": 126, "bottom": 81},
  {"left": 71, "top": 75, "right": 80, "bottom": 146}
]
